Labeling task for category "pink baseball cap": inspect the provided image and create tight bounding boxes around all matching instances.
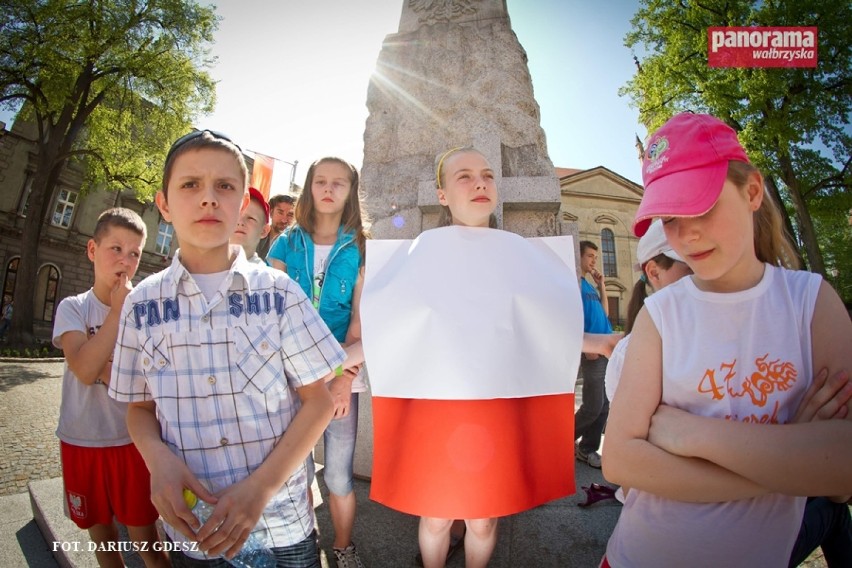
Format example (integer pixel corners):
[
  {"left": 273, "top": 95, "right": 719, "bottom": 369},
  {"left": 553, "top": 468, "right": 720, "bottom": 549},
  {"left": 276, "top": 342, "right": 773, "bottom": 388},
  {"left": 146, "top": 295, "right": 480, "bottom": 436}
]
[{"left": 633, "top": 113, "right": 749, "bottom": 237}]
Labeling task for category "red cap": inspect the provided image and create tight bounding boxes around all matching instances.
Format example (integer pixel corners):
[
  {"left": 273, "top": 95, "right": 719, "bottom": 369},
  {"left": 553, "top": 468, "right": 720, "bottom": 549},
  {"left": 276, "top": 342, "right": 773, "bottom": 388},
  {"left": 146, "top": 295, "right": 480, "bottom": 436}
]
[
  {"left": 633, "top": 113, "right": 749, "bottom": 237},
  {"left": 248, "top": 187, "right": 270, "bottom": 223}
]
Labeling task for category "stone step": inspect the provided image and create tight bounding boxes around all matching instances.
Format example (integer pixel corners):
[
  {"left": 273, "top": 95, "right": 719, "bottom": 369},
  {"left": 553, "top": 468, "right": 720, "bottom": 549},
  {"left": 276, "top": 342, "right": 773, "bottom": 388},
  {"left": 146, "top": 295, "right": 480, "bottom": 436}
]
[
  {"left": 0, "top": 490, "right": 58, "bottom": 567},
  {"left": 29, "top": 477, "right": 145, "bottom": 568}
]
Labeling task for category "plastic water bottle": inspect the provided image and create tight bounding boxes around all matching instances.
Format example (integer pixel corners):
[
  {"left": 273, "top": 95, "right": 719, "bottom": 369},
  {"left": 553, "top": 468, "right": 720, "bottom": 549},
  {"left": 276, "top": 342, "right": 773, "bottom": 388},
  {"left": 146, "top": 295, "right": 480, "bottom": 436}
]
[{"left": 183, "top": 489, "right": 276, "bottom": 568}]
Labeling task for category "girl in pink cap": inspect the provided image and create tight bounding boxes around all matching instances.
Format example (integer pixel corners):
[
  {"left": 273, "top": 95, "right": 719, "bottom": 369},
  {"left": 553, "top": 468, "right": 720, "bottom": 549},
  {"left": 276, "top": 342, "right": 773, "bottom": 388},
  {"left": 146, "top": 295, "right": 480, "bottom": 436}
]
[{"left": 601, "top": 113, "right": 851, "bottom": 567}]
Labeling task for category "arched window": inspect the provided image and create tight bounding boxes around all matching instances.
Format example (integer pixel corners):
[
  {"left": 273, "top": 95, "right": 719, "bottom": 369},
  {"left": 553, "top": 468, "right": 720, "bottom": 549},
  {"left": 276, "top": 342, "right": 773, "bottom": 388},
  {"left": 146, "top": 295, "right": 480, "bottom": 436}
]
[
  {"left": 601, "top": 228, "right": 617, "bottom": 277},
  {"left": 36, "top": 264, "right": 60, "bottom": 322}
]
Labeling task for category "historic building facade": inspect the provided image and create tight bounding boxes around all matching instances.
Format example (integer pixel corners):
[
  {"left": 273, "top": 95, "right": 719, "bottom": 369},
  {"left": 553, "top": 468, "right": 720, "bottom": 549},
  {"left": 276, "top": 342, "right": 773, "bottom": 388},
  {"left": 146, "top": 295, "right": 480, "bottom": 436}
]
[
  {"left": 0, "top": 118, "right": 180, "bottom": 339},
  {"left": 558, "top": 166, "right": 643, "bottom": 328}
]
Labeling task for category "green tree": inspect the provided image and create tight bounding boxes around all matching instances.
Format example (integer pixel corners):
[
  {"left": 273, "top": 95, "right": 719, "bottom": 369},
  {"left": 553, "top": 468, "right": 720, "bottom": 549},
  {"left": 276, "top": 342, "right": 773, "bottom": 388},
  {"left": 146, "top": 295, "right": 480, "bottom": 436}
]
[
  {"left": 621, "top": 0, "right": 852, "bottom": 287},
  {"left": 0, "top": 0, "right": 217, "bottom": 341}
]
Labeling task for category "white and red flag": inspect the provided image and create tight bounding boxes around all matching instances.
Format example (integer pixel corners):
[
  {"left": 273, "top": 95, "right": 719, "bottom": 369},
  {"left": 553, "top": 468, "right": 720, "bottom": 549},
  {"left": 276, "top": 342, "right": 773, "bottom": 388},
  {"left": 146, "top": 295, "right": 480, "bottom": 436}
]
[{"left": 361, "top": 226, "right": 582, "bottom": 518}]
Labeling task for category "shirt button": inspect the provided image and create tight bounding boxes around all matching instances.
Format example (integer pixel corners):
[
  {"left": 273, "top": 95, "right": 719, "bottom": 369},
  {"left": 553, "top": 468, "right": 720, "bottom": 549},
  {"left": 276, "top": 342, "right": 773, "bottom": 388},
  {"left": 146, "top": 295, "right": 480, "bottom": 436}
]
[
  {"left": 220, "top": 438, "right": 229, "bottom": 446},
  {"left": 201, "top": 315, "right": 209, "bottom": 323},
  {"left": 158, "top": 359, "right": 166, "bottom": 367},
  {"left": 143, "top": 358, "right": 150, "bottom": 366},
  {"left": 208, "top": 376, "right": 216, "bottom": 384},
  {"left": 260, "top": 341, "right": 269, "bottom": 350}
]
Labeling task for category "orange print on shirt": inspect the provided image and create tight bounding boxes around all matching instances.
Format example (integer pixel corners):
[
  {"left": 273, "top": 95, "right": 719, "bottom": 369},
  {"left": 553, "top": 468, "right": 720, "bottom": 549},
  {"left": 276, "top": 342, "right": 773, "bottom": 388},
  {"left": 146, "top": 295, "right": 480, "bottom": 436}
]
[{"left": 697, "top": 354, "right": 798, "bottom": 408}]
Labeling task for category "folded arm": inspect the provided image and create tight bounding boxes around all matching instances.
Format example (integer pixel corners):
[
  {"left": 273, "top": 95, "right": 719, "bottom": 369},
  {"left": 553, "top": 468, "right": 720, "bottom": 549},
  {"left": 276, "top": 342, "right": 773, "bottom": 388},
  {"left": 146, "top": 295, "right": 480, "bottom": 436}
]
[
  {"left": 647, "top": 282, "right": 852, "bottom": 497},
  {"left": 602, "top": 308, "right": 766, "bottom": 502}
]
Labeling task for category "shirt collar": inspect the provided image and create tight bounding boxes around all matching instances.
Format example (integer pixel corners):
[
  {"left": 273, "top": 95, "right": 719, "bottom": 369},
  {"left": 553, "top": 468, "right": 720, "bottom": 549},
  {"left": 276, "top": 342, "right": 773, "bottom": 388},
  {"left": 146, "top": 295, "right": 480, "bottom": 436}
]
[{"left": 164, "top": 245, "right": 255, "bottom": 291}]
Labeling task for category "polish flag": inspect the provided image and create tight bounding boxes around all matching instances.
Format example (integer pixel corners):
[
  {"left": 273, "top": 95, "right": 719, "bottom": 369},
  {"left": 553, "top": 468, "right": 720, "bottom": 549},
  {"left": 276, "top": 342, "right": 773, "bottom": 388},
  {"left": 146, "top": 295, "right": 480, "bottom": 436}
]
[{"left": 362, "top": 227, "right": 582, "bottom": 518}]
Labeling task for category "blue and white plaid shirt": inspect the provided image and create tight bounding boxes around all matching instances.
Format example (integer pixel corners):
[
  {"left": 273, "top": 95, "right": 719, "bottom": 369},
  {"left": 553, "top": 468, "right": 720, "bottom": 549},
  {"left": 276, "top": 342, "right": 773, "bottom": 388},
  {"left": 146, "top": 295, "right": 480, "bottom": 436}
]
[{"left": 110, "top": 247, "right": 345, "bottom": 554}]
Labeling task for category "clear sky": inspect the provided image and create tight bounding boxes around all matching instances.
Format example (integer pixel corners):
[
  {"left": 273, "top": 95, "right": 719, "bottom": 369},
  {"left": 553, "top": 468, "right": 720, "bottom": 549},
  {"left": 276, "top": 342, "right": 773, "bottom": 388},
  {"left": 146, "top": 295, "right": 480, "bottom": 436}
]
[
  {"left": 203, "top": 0, "right": 645, "bottom": 194},
  {"left": 1, "top": 0, "right": 646, "bottom": 193}
]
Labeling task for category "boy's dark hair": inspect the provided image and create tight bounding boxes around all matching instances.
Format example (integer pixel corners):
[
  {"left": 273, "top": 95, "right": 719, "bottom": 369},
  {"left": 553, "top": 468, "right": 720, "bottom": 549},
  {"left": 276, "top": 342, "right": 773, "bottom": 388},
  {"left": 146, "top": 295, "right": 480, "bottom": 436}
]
[
  {"left": 93, "top": 208, "right": 147, "bottom": 242},
  {"left": 269, "top": 194, "right": 295, "bottom": 208},
  {"left": 579, "top": 240, "right": 598, "bottom": 255},
  {"left": 161, "top": 130, "right": 247, "bottom": 197}
]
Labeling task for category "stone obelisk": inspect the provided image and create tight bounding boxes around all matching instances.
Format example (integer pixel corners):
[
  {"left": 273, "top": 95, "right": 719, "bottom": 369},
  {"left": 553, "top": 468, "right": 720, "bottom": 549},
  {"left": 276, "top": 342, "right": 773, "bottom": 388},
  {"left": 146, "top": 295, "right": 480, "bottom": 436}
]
[
  {"left": 361, "top": 0, "right": 564, "bottom": 239},
  {"left": 344, "top": 1, "right": 573, "bottom": 478}
]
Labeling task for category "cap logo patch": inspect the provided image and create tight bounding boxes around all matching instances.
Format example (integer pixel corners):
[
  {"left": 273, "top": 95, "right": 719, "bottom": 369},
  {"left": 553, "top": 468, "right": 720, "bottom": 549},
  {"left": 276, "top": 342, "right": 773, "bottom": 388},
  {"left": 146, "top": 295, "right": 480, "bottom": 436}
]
[{"left": 645, "top": 136, "right": 670, "bottom": 174}]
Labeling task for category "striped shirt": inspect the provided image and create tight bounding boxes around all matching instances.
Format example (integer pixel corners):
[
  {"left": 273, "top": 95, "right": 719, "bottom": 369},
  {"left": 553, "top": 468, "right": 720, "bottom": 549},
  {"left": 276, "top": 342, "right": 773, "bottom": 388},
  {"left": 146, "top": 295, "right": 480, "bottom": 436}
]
[{"left": 109, "top": 246, "right": 345, "bottom": 555}]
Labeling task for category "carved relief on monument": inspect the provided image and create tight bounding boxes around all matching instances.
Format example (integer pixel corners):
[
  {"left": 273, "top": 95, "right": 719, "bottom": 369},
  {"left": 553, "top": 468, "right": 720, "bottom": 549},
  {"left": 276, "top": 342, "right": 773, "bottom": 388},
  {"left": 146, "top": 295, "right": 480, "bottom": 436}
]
[{"left": 408, "top": 0, "right": 478, "bottom": 24}]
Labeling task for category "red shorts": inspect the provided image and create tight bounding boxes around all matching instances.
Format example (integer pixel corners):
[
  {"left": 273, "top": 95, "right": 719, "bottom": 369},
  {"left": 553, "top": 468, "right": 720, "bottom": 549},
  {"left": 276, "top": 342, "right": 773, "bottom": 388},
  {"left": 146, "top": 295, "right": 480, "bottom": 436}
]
[{"left": 60, "top": 441, "right": 159, "bottom": 529}]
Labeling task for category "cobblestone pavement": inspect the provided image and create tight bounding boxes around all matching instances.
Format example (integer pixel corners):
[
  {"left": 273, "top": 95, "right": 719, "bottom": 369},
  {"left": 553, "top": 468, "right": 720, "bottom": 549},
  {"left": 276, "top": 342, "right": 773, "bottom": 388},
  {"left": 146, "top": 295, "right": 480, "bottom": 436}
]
[
  {"left": 0, "top": 359, "right": 63, "bottom": 496},
  {"left": 0, "top": 360, "right": 832, "bottom": 567}
]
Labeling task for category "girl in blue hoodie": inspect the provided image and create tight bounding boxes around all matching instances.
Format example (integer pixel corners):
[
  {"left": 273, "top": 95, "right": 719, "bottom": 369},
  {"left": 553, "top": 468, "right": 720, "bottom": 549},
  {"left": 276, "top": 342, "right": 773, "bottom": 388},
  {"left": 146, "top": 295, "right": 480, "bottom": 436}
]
[{"left": 268, "top": 157, "right": 369, "bottom": 567}]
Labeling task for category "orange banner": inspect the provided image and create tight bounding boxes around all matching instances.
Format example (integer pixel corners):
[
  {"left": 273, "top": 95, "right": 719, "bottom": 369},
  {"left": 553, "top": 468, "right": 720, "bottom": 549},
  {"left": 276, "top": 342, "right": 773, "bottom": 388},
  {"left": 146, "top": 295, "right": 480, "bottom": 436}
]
[{"left": 251, "top": 153, "right": 275, "bottom": 200}]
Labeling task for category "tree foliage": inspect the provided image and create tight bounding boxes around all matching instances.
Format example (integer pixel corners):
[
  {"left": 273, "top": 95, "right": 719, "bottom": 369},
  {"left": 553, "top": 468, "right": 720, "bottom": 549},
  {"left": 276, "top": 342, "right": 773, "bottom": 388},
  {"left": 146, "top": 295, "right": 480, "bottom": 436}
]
[
  {"left": 621, "top": 0, "right": 852, "bottom": 298},
  {"left": 0, "top": 0, "right": 218, "bottom": 340}
]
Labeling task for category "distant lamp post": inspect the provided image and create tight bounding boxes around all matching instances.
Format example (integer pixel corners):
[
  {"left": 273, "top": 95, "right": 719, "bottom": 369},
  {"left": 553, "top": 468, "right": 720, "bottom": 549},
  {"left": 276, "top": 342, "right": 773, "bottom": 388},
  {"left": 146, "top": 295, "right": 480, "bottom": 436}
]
[{"left": 281, "top": 160, "right": 299, "bottom": 192}]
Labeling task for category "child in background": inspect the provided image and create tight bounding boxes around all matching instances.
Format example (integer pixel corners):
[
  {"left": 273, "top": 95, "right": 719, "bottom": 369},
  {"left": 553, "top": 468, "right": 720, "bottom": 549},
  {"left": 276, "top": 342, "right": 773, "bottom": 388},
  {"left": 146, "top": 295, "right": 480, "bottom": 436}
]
[
  {"left": 595, "top": 219, "right": 691, "bottom": 506},
  {"left": 268, "top": 157, "right": 368, "bottom": 568},
  {"left": 602, "top": 113, "right": 851, "bottom": 567},
  {"left": 604, "top": 219, "right": 692, "bottom": 403},
  {"left": 109, "top": 131, "right": 360, "bottom": 567},
  {"left": 54, "top": 208, "right": 168, "bottom": 567},
  {"left": 231, "top": 186, "right": 271, "bottom": 265}
]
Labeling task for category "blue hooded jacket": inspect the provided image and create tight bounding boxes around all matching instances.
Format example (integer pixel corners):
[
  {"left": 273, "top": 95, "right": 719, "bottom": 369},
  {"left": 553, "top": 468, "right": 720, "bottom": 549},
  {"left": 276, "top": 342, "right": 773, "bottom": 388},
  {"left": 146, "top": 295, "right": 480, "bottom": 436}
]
[{"left": 267, "top": 225, "right": 360, "bottom": 343}]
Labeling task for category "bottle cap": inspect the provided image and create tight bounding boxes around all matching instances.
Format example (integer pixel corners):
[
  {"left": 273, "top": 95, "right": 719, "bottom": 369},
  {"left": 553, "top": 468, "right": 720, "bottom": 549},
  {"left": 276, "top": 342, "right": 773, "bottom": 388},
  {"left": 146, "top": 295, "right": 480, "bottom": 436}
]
[{"left": 183, "top": 488, "right": 198, "bottom": 509}]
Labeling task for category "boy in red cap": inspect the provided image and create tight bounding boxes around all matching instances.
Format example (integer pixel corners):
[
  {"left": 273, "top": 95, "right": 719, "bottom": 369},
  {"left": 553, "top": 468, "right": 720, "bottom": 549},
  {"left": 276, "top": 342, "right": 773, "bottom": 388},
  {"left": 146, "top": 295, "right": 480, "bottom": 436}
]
[{"left": 231, "top": 187, "right": 271, "bottom": 265}]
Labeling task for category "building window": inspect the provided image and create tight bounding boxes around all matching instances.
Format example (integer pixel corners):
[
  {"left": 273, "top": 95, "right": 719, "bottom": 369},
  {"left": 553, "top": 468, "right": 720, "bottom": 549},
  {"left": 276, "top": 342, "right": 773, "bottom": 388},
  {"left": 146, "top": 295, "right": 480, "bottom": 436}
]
[
  {"left": 18, "top": 178, "right": 33, "bottom": 216},
  {"left": 2, "top": 258, "right": 18, "bottom": 313},
  {"left": 601, "top": 228, "right": 617, "bottom": 277},
  {"left": 36, "top": 265, "right": 60, "bottom": 322},
  {"left": 156, "top": 221, "right": 174, "bottom": 255},
  {"left": 51, "top": 189, "right": 78, "bottom": 228}
]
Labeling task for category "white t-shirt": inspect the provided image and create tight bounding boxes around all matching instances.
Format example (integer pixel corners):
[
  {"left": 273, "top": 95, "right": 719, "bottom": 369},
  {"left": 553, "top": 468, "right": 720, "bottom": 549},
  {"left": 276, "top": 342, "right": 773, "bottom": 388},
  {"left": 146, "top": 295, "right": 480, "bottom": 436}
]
[
  {"left": 604, "top": 334, "right": 630, "bottom": 402},
  {"left": 53, "top": 290, "right": 132, "bottom": 447},
  {"left": 192, "top": 270, "right": 229, "bottom": 303},
  {"left": 312, "top": 244, "right": 332, "bottom": 309},
  {"left": 606, "top": 265, "right": 822, "bottom": 568}
]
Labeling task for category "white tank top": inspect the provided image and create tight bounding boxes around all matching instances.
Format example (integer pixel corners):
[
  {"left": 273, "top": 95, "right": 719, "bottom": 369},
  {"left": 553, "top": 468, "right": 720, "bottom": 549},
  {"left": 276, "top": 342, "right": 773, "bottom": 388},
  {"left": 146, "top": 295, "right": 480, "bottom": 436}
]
[{"left": 606, "top": 264, "right": 822, "bottom": 568}]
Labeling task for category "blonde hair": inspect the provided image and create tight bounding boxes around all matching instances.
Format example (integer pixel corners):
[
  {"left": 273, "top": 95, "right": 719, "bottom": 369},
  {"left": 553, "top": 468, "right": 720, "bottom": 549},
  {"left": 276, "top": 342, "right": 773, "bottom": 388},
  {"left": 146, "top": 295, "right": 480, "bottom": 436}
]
[
  {"left": 293, "top": 157, "right": 370, "bottom": 261},
  {"left": 727, "top": 161, "right": 800, "bottom": 269},
  {"left": 434, "top": 146, "right": 498, "bottom": 228}
]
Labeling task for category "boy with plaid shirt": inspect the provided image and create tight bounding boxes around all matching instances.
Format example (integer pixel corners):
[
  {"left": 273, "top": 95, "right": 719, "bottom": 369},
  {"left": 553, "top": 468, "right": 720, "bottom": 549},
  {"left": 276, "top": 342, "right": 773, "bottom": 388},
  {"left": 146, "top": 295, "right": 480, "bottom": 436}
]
[{"left": 110, "top": 131, "right": 359, "bottom": 567}]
